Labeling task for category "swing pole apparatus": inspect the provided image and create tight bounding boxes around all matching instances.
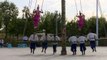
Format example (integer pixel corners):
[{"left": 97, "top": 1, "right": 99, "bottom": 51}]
[{"left": 96, "top": 0, "right": 99, "bottom": 46}]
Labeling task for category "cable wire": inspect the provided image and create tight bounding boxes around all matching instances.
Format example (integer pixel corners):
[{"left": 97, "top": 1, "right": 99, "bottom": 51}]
[
  {"left": 41, "top": 0, "right": 44, "bottom": 10},
  {"left": 74, "top": 0, "right": 78, "bottom": 14},
  {"left": 80, "top": 0, "right": 83, "bottom": 12}
]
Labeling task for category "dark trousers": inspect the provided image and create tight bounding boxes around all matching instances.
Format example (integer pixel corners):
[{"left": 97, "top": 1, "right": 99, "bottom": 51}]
[
  {"left": 42, "top": 42, "right": 48, "bottom": 49},
  {"left": 71, "top": 44, "right": 77, "bottom": 52},
  {"left": 0, "top": 43, "right": 3, "bottom": 47},
  {"left": 90, "top": 41, "right": 96, "bottom": 49},
  {"left": 80, "top": 43, "right": 86, "bottom": 52},
  {"left": 53, "top": 44, "right": 57, "bottom": 53},
  {"left": 30, "top": 42, "right": 36, "bottom": 49},
  {"left": 30, "top": 41, "right": 36, "bottom": 54}
]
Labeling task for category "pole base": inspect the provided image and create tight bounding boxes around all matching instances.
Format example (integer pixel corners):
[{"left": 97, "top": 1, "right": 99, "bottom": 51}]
[{"left": 61, "top": 48, "right": 67, "bottom": 55}]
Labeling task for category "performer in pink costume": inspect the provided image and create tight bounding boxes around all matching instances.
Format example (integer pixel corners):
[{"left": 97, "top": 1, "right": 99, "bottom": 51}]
[
  {"left": 33, "top": 5, "right": 43, "bottom": 29},
  {"left": 77, "top": 12, "right": 85, "bottom": 30}
]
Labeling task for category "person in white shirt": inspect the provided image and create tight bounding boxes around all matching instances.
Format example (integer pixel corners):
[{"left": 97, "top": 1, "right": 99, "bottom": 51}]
[
  {"left": 87, "top": 31, "right": 98, "bottom": 52},
  {"left": 40, "top": 34, "right": 48, "bottom": 53},
  {"left": 52, "top": 35, "right": 59, "bottom": 55},
  {"left": 29, "top": 33, "right": 38, "bottom": 54},
  {"left": 52, "top": 41, "right": 57, "bottom": 55},
  {"left": 22, "top": 36, "right": 28, "bottom": 44},
  {"left": 78, "top": 34, "right": 87, "bottom": 55},
  {"left": 68, "top": 36, "right": 78, "bottom": 55}
]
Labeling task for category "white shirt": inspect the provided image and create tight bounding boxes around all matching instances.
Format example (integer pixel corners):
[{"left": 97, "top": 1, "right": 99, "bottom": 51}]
[
  {"left": 23, "top": 36, "right": 28, "bottom": 41},
  {"left": 87, "top": 32, "right": 98, "bottom": 41},
  {"left": 78, "top": 36, "right": 87, "bottom": 43},
  {"left": 40, "top": 35, "right": 47, "bottom": 41},
  {"left": 55, "top": 36, "right": 60, "bottom": 41},
  {"left": 51, "top": 36, "right": 60, "bottom": 41},
  {"left": 68, "top": 36, "right": 77, "bottom": 44},
  {"left": 29, "top": 34, "right": 38, "bottom": 41},
  {"left": 47, "top": 35, "right": 52, "bottom": 41}
]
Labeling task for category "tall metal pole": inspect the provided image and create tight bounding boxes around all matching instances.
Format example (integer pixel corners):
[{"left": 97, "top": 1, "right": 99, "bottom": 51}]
[
  {"left": 54, "top": 11, "right": 58, "bottom": 41},
  {"left": 96, "top": 0, "right": 99, "bottom": 46},
  {"left": 56, "top": 11, "right": 58, "bottom": 37},
  {"left": 61, "top": 0, "right": 67, "bottom": 55}
]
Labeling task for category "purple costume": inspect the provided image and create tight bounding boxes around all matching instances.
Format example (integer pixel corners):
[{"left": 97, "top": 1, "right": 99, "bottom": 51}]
[
  {"left": 77, "top": 12, "right": 85, "bottom": 30},
  {"left": 33, "top": 6, "right": 41, "bottom": 29}
]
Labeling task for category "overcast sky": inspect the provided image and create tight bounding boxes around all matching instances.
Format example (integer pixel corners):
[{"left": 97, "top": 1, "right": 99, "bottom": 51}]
[{"left": 0, "top": 0, "right": 107, "bottom": 21}]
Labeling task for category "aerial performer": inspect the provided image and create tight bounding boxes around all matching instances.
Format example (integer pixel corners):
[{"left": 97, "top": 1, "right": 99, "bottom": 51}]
[
  {"left": 33, "top": 5, "right": 43, "bottom": 29},
  {"left": 76, "top": 11, "right": 85, "bottom": 31}
]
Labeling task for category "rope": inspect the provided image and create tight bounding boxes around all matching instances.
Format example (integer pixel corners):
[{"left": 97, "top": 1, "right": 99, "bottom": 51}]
[
  {"left": 74, "top": 0, "right": 83, "bottom": 14},
  {"left": 98, "top": 0, "right": 107, "bottom": 36},
  {"left": 80, "top": 0, "right": 83, "bottom": 12},
  {"left": 28, "top": 0, "right": 32, "bottom": 9},
  {"left": 41, "top": 0, "right": 44, "bottom": 10},
  {"left": 98, "top": 0, "right": 103, "bottom": 17},
  {"left": 74, "top": 0, "right": 78, "bottom": 14},
  {"left": 34, "top": 0, "right": 37, "bottom": 9},
  {"left": 34, "top": 0, "right": 44, "bottom": 10}
]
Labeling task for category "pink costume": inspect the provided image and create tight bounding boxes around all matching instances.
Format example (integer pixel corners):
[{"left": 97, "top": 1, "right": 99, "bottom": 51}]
[
  {"left": 33, "top": 5, "right": 42, "bottom": 29},
  {"left": 77, "top": 12, "right": 85, "bottom": 30}
]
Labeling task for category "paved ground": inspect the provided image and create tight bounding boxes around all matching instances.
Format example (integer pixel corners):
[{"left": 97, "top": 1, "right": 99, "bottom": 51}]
[{"left": 0, "top": 47, "right": 107, "bottom": 60}]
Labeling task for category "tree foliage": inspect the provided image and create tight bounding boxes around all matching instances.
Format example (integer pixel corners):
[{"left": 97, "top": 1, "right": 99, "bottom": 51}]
[
  {"left": 0, "top": 0, "right": 18, "bottom": 39},
  {"left": 0, "top": 1, "right": 107, "bottom": 41}
]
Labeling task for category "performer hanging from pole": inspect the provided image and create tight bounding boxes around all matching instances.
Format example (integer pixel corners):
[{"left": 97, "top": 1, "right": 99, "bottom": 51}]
[
  {"left": 76, "top": 11, "right": 85, "bottom": 31},
  {"left": 33, "top": 5, "right": 43, "bottom": 29}
]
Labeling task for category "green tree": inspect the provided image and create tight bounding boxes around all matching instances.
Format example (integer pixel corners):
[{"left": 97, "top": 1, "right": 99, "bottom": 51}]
[
  {"left": 87, "top": 17, "right": 107, "bottom": 37},
  {"left": 98, "top": 17, "right": 107, "bottom": 37},
  {"left": 0, "top": 0, "right": 18, "bottom": 39},
  {"left": 38, "top": 11, "right": 62, "bottom": 35},
  {"left": 66, "top": 16, "right": 107, "bottom": 37}
]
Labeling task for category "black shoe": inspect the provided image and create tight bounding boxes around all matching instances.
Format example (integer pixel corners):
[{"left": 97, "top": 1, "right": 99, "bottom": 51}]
[
  {"left": 75, "top": 52, "right": 76, "bottom": 55},
  {"left": 31, "top": 50, "right": 32, "bottom": 53},
  {"left": 33, "top": 51, "right": 34, "bottom": 54},
  {"left": 84, "top": 51, "right": 85, "bottom": 55},
  {"left": 82, "top": 51, "right": 84, "bottom": 55},
  {"left": 72, "top": 52, "right": 75, "bottom": 55},
  {"left": 95, "top": 50, "right": 97, "bottom": 52},
  {"left": 44, "top": 50, "right": 46, "bottom": 53},
  {"left": 94, "top": 48, "right": 97, "bottom": 52},
  {"left": 92, "top": 49, "right": 94, "bottom": 52},
  {"left": 73, "top": 52, "right": 76, "bottom": 55}
]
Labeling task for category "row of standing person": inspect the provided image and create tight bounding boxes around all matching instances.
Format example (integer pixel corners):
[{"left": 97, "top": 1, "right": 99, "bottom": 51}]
[
  {"left": 28, "top": 33, "right": 58, "bottom": 54},
  {"left": 69, "top": 31, "right": 98, "bottom": 55},
  {"left": 28, "top": 31, "right": 98, "bottom": 55}
]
